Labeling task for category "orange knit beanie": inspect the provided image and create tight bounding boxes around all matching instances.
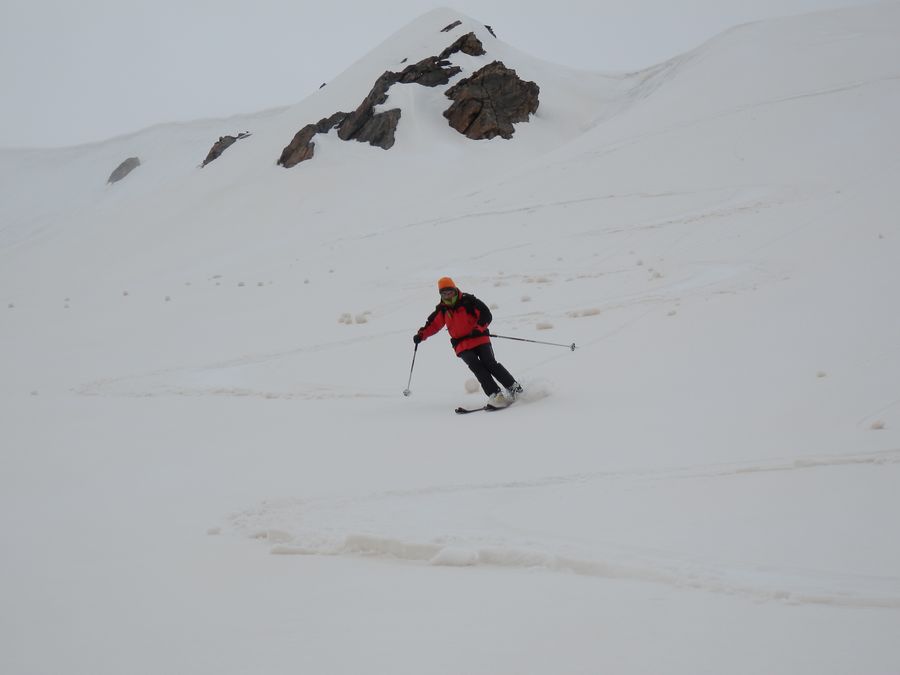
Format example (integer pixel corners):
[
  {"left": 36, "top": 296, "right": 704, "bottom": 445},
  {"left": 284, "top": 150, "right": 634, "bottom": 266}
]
[{"left": 437, "top": 276, "right": 456, "bottom": 291}]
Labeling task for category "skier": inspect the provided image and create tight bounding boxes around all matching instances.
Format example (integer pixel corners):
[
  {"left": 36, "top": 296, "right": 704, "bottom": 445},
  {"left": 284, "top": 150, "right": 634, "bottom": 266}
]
[{"left": 414, "top": 277, "right": 523, "bottom": 407}]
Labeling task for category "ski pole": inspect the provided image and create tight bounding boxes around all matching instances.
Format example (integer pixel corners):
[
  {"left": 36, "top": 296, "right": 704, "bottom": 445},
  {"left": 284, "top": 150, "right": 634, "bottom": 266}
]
[
  {"left": 403, "top": 343, "right": 418, "bottom": 396},
  {"left": 488, "top": 333, "right": 577, "bottom": 351}
]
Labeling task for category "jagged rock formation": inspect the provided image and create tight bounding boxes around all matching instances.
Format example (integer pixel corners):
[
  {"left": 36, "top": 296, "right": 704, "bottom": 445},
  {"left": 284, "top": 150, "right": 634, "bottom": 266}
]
[
  {"left": 280, "top": 34, "right": 485, "bottom": 167},
  {"left": 201, "top": 132, "right": 251, "bottom": 167},
  {"left": 438, "top": 32, "right": 486, "bottom": 60},
  {"left": 485, "top": 25, "right": 497, "bottom": 38},
  {"left": 278, "top": 112, "right": 348, "bottom": 167},
  {"left": 441, "top": 20, "right": 462, "bottom": 32},
  {"left": 107, "top": 157, "right": 141, "bottom": 184},
  {"left": 336, "top": 56, "right": 463, "bottom": 149},
  {"left": 278, "top": 28, "right": 538, "bottom": 166},
  {"left": 444, "top": 61, "right": 539, "bottom": 140}
]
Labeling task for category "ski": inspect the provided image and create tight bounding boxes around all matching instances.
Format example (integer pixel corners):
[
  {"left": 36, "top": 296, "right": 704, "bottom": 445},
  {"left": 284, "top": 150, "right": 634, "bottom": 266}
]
[{"left": 454, "top": 401, "right": 515, "bottom": 414}]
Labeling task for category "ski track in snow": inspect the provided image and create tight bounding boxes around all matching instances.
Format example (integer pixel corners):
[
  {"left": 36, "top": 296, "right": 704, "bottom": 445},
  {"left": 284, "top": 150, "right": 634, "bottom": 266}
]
[
  {"left": 74, "top": 329, "right": 410, "bottom": 400},
  {"left": 347, "top": 186, "right": 783, "bottom": 244},
  {"left": 226, "top": 448, "right": 900, "bottom": 610},
  {"left": 578, "top": 73, "right": 900, "bottom": 164}
]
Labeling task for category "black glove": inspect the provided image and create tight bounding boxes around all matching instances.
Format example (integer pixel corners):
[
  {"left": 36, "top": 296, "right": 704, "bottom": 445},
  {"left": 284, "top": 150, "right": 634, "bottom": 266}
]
[{"left": 413, "top": 333, "right": 422, "bottom": 344}]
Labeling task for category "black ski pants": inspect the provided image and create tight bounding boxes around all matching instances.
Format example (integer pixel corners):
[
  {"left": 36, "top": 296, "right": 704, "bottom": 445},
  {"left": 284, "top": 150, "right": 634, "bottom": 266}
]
[{"left": 458, "top": 343, "right": 516, "bottom": 396}]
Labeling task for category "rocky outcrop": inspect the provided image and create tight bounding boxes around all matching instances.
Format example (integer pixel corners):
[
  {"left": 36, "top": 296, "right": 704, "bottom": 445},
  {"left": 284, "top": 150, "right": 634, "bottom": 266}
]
[
  {"left": 278, "top": 112, "right": 348, "bottom": 168},
  {"left": 485, "top": 25, "right": 497, "bottom": 38},
  {"left": 201, "top": 132, "right": 251, "bottom": 167},
  {"left": 277, "top": 31, "right": 537, "bottom": 166},
  {"left": 443, "top": 61, "right": 539, "bottom": 139},
  {"left": 441, "top": 20, "right": 462, "bottom": 32},
  {"left": 281, "top": 47, "right": 467, "bottom": 165},
  {"left": 337, "top": 55, "right": 463, "bottom": 148},
  {"left": 399, "top": 55, "right": 465, "bottom": 85},
  {"left": 348, "top": 108, "right": 402, "bottom": 149},
  {"left": 337, "top": 71, "right": 401, "bottom": 146},
  {"left": 438, "top": 32, "right": 485, "bottom": 60},
  {"left": 107, "top": 157, "right": 141, "bottom": 184}
]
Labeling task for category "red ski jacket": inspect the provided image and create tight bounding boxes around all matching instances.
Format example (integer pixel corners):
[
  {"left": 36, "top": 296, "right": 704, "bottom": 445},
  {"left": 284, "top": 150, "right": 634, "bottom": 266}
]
[{"left": 417, "top": 292, "right": 492, "bottom": 355}]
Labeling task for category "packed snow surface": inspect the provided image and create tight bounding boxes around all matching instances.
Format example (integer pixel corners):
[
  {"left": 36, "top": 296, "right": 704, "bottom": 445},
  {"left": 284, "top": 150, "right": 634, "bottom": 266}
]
[{"left": 2, "top": 5, "right": 900, "bottom": 674}]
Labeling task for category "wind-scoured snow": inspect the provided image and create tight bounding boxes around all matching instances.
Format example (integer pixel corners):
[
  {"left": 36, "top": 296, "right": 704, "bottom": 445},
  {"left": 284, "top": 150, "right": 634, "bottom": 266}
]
[{"left": 2, "top": 5, "right": 900, "bottom": 675}]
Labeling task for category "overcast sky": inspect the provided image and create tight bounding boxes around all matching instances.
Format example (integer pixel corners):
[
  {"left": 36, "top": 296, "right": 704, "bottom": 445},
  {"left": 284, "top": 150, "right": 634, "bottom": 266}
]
[{"left": 0, "top": 0, "right": 877, "bottom": 148}]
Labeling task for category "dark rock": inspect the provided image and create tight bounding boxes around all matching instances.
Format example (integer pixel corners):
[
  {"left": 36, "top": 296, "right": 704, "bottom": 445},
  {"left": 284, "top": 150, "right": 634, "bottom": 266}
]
[
  {"left": 352, "top": 108, "right": 402, "bottom": 149},
  {"left": 278, "top": 112, "right": 347, "bottom": 168},
  {"left": 201, "top": 132, "right": 251, "bottom": 167},
  {"left": 307, "top": 114, "right": 344, "bottom": 135},
  {"left": 485, "top": 25, "right": 497, "bottom": 38},
  {"left": 438, "top": 32, "right": 485, "bottom": 60},
  {"left": 278, "top": 35, "right": 519, "bottom": 167},
  {"left": 320, "top": 82, "right": 327, "bottom": 88},
  {"left": 277, "top": 125, "right": 318, "bottom": 167},
  {"left": 338, "top": 56, "right": 460, "bottom": 145},
  {"left": 444, "top": 61, "right": 539, "bottom": 140},
  {"left": 441, "top": 20, "right": 462, "bottom": 32},
  {"left": 107, "top": 157, "right": 141, "bottom": 184},
  {"left": 398, "top": 56, "right": 462, "bottom": 86},
  {"left": 338, "top": 71, "right": 400, "bottom": 141}
]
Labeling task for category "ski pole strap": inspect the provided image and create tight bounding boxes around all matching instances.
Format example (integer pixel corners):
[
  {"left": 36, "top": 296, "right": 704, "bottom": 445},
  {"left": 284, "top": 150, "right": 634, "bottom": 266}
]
[{"left": 488, "top": 333, "right": 577, "bottom": 351}]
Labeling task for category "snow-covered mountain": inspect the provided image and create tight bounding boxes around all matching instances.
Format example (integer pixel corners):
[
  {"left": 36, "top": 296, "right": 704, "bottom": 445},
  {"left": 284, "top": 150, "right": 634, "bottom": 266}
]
[{"left": 2, "top": 5, "right": 900, "bottom": 674}]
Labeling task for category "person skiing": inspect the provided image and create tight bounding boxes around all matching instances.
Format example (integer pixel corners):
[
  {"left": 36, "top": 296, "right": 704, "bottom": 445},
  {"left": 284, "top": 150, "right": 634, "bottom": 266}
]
[{"left": 414, "top": 277, "right": 523, "bottom": 407}]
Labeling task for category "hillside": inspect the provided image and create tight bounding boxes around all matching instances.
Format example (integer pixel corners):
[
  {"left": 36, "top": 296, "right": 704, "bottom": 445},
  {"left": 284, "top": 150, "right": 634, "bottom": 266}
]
[{"left": 2, "top": 5, "right": 900, "bottom": 674}]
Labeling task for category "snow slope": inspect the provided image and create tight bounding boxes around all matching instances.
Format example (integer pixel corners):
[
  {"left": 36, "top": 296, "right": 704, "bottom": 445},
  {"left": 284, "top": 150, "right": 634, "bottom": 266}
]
[{"left": 2, "top": 5, "right": 900, "bottom": 674}]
